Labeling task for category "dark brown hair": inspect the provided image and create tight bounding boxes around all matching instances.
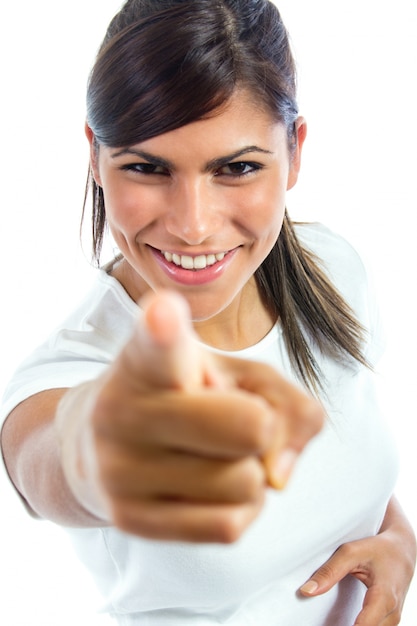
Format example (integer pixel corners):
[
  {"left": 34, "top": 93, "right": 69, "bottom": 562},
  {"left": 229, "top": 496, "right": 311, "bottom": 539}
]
[{"left": 83, "top": 0, "right": 368, "bottom": 394}]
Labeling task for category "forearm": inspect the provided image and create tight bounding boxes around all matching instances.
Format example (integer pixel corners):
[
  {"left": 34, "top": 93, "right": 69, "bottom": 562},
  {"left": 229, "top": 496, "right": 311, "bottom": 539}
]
[
  {"left": 381, "top": 496, "right": 416, "bottom": 535},
  {"left": 380, "top": 495, "right": 416, "bottom": 563},
  {"left": 1, "top": 388, "right": 108, "bottom": 528}
]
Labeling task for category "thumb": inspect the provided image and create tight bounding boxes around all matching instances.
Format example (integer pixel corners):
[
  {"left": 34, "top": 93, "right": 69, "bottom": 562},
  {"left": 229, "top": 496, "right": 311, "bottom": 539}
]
[
  {"left": 141, "top": 289, "right": 192, "bottom": 350},
  {"left": 128, "top": 290, "right": 206, "bottom": 391}
]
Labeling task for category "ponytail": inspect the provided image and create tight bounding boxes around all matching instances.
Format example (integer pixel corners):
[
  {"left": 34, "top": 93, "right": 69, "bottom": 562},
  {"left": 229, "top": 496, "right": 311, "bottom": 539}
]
[{"left": 255, "top": 213, "right": 369, "bottom": 394}]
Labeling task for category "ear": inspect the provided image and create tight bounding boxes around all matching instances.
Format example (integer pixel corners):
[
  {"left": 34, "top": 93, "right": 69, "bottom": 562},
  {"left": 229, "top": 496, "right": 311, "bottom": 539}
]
[
  {"left": 287, "top": 116, "right": 307, "bottom": 190},
  {"left": 85, "top": 122, "right": 103, "bottom": 186}
]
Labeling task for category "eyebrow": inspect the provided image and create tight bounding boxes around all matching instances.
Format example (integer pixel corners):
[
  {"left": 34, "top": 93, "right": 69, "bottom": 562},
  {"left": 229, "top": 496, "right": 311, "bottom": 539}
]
[{"left": 110, "top": 145, "right": 273, "bottom": 172}]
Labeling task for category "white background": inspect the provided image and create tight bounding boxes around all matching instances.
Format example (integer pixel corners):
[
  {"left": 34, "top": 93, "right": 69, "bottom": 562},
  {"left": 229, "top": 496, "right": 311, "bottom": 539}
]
[{"left": 0, "top": 1, "right": 416, "bottom": 623}]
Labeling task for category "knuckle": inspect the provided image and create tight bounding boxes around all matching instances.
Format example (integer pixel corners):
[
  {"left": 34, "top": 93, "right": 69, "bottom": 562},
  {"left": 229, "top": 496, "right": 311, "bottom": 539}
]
[
  {"left": 239, "top": 401, "right": 274, "bottom": 452},
  {"left": 216, "top": 513, "right": 247, "bottom": 544},
  {"left": 215, "top": 498, "right": 264, "bottom": 544},
  {"left": 299, "top": 397, "right": 325, "bottom": 432},
  {"left": 333, "top": 541, "right": 356, "bottom": 560},
  {"left": 237, "top": 458, "right": 265, "bottom": 500},
  {"left": 289, "top": 397, "right": 325, "bottom": 451}
]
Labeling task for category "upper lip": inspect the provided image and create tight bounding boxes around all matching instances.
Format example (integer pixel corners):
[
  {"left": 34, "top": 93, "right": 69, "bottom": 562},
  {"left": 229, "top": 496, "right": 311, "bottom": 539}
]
[
  {"left": 146, "top": 244, "right": 233, "bottom": 257},
  {"left": 160, "top": 249, "right": 228, "bottom": 258},
  {"left": 160, "top": 250, "right": 227, "bottom": 269}
]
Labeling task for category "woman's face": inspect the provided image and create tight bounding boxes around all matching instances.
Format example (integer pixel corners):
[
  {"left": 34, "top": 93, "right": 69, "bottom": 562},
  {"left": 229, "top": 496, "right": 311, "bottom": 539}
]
[{"left": 87, "top": 91, "right": 306, "bottom": 345}]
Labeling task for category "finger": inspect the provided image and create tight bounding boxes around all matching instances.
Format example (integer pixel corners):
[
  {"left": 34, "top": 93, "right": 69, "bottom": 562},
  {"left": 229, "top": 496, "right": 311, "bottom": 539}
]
[
  {"left": 242, "top": 363, "right": 323, "bottom": 447},
  {"left": 97, "top": 445, "right": 266, "bottom": 503},
  {"left": 121, "top": 290, "right": 213, "bottom": 391},
  {"left": 299, "top": 544, "right": 359, "bottom": 596},
  {"left": 208, "top": 356, "right": 323, "bottom": 488},
  {"left": 109, "top": 496, "right": 265, "bottom": 543},
  {"left": 95, "top": 387, "right": 275, "bottom": 457},
  {"left": 250, "top": 373, "right": 324, "bottom": 488},
  {"left": 223, "top": 356, "right": 323, "bottom": 432}
]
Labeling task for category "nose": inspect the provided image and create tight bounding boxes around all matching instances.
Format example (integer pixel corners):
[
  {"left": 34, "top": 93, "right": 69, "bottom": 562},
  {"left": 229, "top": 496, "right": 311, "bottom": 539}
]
[{"left": 164, "top": 178, "right": 223, "bottom": 245}]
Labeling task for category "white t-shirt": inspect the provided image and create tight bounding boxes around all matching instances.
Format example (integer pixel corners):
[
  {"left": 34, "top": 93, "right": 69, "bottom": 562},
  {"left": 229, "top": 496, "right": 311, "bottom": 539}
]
[{"left": 0, "top": 224, "right": 398, "bottom": 625}]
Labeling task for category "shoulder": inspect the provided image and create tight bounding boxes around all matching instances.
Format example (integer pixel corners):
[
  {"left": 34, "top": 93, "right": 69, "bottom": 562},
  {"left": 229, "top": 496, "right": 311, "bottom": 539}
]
[
  {"left": 0, "top": 269, "right": 139, "bottom": 421},
  {"left": 294, "top": 222, "right": 367, "bottom": 301},
  {"left": 69, "top": 269, "right": 139, "bottom": 341},
  {"left": 42, "top": 268, "right": 139, "bottom": 362},
  {"left": 294, "top": 222, "right": 384, "bottom": 365},
  {"left": 294, "top": 222, "right": 365, "bottom": 281}
]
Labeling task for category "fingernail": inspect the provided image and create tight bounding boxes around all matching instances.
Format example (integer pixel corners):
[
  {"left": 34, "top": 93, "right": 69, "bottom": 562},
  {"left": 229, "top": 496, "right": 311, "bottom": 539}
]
[
  {"left": 300, "top": 580, "right": 319, "bottom": 595},
  {"left": 270, "top": 448, "right": 298, "bottom": 489}
]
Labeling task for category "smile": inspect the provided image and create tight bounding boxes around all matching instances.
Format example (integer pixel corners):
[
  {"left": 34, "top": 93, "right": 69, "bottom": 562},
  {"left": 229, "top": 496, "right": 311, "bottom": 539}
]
[{"left": 161, "top": 250, "right": 227, "bottom": 271}]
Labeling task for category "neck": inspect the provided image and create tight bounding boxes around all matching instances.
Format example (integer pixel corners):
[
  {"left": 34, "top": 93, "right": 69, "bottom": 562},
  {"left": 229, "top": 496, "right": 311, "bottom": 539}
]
[
  {"left": 110, "top": 258, "right": 276, "bottom": 351},
  {"left": 193, "top": 281, "right": 276, "bottom": 351}
]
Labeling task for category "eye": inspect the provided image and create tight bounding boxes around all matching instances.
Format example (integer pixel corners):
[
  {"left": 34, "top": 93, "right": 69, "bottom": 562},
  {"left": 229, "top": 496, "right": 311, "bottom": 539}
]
[
  {"left": 216, "top": 161, "right": 262, "bottom": 178},
  {"left": 120, "top": 163, "right": 169, "bottom": 176}
]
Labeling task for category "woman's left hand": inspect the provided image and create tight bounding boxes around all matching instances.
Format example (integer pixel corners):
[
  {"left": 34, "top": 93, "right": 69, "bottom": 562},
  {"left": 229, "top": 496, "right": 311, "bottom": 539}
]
[{"left": 299, "top": 496, "right": 416, "bottom": 625}]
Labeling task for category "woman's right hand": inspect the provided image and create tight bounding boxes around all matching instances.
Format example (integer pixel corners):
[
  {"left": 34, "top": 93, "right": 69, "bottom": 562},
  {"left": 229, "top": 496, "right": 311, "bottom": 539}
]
[{"left": 57, "top": 290, "right": 323, "bottom": 542}]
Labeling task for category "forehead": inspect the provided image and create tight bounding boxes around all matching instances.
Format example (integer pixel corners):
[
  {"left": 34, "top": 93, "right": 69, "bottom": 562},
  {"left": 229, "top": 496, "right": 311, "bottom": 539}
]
[
  {"left": 206, "top": 89, "right": 276, "bottom": 125},
  {"left": 113, "top": 91, "right": 287, "bottom": 156}
]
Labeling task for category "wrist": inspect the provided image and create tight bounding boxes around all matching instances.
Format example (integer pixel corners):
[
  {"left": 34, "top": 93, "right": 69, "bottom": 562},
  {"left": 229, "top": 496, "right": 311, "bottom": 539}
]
[{"left": 55, "top": 381, "right": 111, "bottom": 523}]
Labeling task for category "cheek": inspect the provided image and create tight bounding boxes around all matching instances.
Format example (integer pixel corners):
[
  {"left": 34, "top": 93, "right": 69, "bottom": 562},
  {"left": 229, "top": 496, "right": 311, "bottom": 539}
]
[
  {"left": 236, "top": 182, "right": 287, "bottom": 237},
  {"left": 102, "top": 181, "right": 158, "bottom": 233}
]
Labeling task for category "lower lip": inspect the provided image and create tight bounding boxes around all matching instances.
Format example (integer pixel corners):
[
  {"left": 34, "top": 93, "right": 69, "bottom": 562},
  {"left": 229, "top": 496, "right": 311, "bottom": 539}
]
[{"left": 150, "top": 247, "right": 238, "bottom": 286}]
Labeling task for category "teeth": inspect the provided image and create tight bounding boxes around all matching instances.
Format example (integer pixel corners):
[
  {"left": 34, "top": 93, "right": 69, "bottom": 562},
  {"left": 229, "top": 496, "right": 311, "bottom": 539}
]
[
  {"left": 181, "top": 255, "right": 194, "bottom": 270},
  {"left": 162, "top": 251, "right": 227, "bottom": 270},
  {"left": 194, "top": 255, "right": 207, "bottom": 270}
]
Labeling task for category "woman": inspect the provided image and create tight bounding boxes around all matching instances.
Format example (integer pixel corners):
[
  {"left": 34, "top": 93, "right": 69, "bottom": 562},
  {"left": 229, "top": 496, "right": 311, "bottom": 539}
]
[{"left": 1, "top": 1, "right": 415, "bottom": 624}]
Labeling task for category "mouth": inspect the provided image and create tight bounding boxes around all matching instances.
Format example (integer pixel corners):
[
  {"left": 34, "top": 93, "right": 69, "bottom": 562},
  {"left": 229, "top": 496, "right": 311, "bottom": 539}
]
[
  {"left": 149, "top": 245, "right": 237, "bottom": 286},
  {"left": 160, "top": 250, "right": 227, "bottom": 271}
]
